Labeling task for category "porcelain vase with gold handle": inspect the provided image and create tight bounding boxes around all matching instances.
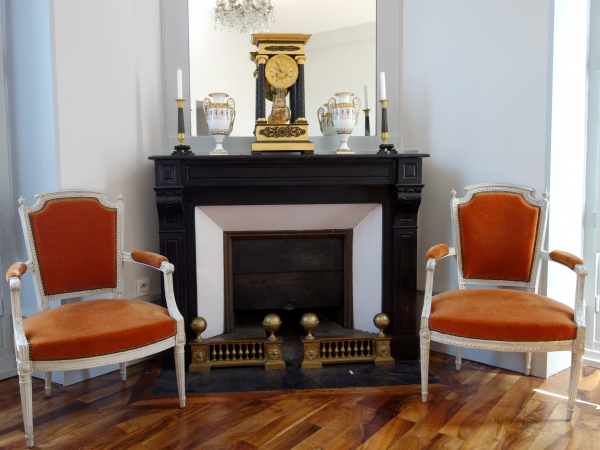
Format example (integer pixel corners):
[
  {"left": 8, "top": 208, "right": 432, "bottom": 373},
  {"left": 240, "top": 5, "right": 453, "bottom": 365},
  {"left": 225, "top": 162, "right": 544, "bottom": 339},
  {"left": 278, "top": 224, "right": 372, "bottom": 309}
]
[
  {"left": 203, "top": 92, "right": 236, "bottom": 155},
  {"left": 329, "top": 92, "right": 361, "bottom": 154}
]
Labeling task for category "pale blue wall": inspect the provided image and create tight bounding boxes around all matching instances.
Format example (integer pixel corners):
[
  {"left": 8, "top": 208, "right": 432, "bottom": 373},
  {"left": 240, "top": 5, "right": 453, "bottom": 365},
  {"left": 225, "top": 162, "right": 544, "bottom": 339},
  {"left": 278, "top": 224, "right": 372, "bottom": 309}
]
[{"left": 3, "top": 0, "right": 57, "bottom": 315}]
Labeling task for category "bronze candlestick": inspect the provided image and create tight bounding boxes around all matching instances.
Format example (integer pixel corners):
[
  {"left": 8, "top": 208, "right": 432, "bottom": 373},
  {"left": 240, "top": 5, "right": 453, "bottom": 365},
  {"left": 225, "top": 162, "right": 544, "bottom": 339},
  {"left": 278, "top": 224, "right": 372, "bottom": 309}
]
[
  {"left": 364, "top": 108, "right": 371, "bottom": 136},
  {"left": 377, "top": 99, "right": 397, "bottom": 154},
  {"left": 172, "top": 98, "right": 193, "bottom": 156}
]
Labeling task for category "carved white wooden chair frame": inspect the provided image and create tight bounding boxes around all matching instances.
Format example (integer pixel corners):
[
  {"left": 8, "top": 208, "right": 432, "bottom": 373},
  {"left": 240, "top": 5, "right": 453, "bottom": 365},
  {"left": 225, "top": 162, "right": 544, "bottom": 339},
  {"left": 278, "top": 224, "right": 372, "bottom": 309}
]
[
  {"left": 420, "top": 183, "right": 587, "bottom": 420},
  {"left": 6, "top": 190, "right": 186, "bottom": 447}
]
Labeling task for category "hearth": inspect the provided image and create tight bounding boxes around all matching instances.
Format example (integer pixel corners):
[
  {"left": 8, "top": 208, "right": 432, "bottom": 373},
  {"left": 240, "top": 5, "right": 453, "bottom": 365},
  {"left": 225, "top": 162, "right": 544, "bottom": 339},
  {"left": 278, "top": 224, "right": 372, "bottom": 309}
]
[
  {"left": 225, "top": 229, "right": 353, "bottom": 333},
  {"left": 150, "top": 153, "right": 428, "bottom": 367}
]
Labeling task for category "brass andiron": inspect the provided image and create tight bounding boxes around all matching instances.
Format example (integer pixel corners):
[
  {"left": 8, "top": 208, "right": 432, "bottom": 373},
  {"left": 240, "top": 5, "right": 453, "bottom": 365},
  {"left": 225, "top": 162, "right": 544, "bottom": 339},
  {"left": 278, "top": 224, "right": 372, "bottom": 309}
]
[
  {"left": 300, "top": 312, "right": 395, "bottom": 369},
  {"left": 373, "top": 313, "right": 390, "bottom": 338},
  {"left": 172, "top": 98, "right": 193, "bottom": 156},
  {"left": 190, "top": 316, "right": 207, "bottom": 342},
  {"left": 188, "top": 314, "right": 286, "bottom": 372},
  {"left": 377, "top": 99, "right": 397, "bottom": 154},
  {"left": 262, "top": 313, "right": 282, "bottom": 340},
  {"left": 300, "top": 313, "right": 319, "bottom": 339}
]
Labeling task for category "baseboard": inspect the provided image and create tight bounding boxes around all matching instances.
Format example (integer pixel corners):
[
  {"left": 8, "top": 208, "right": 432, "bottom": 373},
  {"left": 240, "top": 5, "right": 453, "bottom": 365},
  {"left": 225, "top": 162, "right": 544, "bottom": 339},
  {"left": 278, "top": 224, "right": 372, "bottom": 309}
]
[
  {"left": 0, "top": 367, "right": 17, "bottom": 381},
  {"left": 583, "top": 348, "right": 600, "bottom": 369}
]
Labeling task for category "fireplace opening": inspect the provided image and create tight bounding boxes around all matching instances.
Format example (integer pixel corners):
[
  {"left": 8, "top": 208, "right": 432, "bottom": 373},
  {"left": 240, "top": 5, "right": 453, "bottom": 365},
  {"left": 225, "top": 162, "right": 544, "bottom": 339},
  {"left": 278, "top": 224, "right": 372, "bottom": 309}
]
[{"left": 223, "top": 230, "right": 354, "bottom": 345}]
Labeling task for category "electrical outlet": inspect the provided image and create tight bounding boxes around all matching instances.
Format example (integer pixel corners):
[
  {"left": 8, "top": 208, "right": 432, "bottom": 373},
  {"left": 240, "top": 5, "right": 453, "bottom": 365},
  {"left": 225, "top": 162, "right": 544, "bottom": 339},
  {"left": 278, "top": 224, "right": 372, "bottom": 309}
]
[{"left": 136, "top": 278, "right": 151, "bottom": 297}]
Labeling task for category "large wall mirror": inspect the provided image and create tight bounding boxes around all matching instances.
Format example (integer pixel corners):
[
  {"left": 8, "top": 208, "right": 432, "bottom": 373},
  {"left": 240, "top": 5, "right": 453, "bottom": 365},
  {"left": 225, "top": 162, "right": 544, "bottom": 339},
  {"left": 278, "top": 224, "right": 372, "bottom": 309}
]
[
  {"left": 161, "top": 0, "right": 400, "bottom": 154},
  {"left": 188, "top": 0, "right": 376, "bottom": 137}
]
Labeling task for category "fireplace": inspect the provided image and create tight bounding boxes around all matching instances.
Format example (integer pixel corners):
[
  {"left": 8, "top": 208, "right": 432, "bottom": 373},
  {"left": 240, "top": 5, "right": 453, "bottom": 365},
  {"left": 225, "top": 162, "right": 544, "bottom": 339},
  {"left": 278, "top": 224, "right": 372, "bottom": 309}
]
[
  {"left": 150, "top": 153, "right": 428, "bottom": 366},
  {"left": 195, "top": 203, "right": 381, "bottom": 340}
]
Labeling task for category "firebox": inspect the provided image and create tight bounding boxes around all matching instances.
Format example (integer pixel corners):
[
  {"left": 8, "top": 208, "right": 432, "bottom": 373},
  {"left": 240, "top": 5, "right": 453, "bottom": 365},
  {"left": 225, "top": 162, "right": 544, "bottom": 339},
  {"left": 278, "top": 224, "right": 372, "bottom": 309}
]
[{"left": 224, "top": 230, "right": 353, "bottom": 333}]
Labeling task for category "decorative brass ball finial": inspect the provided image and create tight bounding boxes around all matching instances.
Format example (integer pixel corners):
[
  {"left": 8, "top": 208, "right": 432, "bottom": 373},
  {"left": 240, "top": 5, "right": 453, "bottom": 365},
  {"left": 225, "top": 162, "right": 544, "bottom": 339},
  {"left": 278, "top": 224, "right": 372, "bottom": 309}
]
[
  {"left": 300, "top": 313, "right": 319, "bottom": 340},
  {"left": 373, "top": 313, "right": 390, "bottom": 338},
  {"left": 190, "top": 317, "right": 207, "bottom": 343},
  {"left": 262, "top": 314, "right": 282, "bottom": 341}
]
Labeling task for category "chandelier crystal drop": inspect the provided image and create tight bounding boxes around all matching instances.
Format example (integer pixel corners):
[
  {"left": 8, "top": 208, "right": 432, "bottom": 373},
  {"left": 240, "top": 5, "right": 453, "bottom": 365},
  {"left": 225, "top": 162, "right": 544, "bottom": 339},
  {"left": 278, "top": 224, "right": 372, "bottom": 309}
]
[{"left": 214, "top": 0, "right": 275, "bottom": 34}]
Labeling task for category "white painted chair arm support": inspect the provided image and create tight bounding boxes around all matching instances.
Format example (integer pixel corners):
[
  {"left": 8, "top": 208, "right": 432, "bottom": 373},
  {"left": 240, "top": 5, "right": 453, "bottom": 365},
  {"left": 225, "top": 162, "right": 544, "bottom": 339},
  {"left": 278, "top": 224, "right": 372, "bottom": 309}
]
[
  {"left": 8, "top": 277, "right": 30, "bottom": 362},
  {"left": 421, "top": 247, "right": 456, "bottom": 330},
  {"left": 541, "top": 250, "right": 587, "bottom": 328}
]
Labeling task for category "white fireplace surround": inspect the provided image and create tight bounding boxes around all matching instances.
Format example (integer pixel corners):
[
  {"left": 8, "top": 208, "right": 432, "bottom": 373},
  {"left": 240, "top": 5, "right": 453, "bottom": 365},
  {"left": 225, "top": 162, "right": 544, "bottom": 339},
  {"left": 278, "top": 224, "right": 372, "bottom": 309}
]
[{"left": 195, "top": 203, "right": 383, "bottom": 338}]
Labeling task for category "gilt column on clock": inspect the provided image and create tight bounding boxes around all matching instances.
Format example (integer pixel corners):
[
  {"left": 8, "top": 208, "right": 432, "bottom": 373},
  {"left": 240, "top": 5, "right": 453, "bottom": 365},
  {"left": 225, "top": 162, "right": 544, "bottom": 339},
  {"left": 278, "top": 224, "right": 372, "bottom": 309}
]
[
  {"left": 255, "top": 55, "right": 268, "bottom": 123},
  {"left": 294, "top": 55, "right": 307, "bottom": 123}
]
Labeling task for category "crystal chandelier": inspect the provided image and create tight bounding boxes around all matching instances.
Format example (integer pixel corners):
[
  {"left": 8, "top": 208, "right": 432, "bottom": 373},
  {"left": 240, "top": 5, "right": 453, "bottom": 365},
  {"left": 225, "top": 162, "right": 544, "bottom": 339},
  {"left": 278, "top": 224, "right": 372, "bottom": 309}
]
[{"left": 214, "top": 0, "right": 275, "bottom": 34}]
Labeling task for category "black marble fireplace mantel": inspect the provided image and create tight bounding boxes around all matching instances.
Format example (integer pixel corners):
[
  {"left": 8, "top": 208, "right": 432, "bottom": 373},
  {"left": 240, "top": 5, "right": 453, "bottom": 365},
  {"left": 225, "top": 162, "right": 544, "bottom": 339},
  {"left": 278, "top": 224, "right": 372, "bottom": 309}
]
[{"left": 149, "top": 153, "right": 429, "bottom": 366}]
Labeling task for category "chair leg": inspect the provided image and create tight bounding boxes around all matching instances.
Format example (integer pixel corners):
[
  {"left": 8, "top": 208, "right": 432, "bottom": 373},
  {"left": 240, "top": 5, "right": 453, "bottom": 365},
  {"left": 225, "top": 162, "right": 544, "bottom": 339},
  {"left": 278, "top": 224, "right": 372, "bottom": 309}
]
[
  {"left": 455, "top": 347, "right": 462, "bottom": 371},
  {"left": 18, "top": 364, "right": 34, "bottom": 447},
  {"left": 420, "top": 331, "right": 431, "bottom": 403},
  {"left": 525, "top": 352, "right": 532, "bottom": 376},
  {"left": 45, "top": 372, "right": 52, "bottom": 397},
  {"left": 567, "top": 350, "right": 583, "bottom": 420},
  {"left": 119, "top": 363, "right": 127, "bottom": 381},
  {"left": 174, "top": 343, "right": 186, "bottom": 408}
]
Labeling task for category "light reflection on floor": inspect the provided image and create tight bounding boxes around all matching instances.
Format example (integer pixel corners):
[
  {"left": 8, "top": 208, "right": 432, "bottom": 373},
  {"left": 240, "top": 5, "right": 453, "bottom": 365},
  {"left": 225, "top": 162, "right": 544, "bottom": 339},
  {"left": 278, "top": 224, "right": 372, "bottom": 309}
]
[{"left": 534, "top": 389, "right": 600, "bottom": 409}]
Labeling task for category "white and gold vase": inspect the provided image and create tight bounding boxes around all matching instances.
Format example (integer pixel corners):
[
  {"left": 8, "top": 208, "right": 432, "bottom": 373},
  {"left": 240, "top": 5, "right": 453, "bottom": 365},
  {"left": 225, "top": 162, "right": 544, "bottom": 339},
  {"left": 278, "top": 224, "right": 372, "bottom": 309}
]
[
  {"left": 317, "top": 103, "right": 336, "bottom": 136},
  {"left": 203, "top": 93, "right": 236, "bottom": 155},
  {"left": 328, "top": 92, "right": 361, "bottom": 154}
]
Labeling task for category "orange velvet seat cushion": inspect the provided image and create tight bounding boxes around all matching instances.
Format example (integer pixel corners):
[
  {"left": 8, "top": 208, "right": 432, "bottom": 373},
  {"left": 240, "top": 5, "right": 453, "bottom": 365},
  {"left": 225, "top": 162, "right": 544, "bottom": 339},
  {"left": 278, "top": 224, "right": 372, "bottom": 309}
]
[
  {"left": 430, "top": 289, "right": 575, "bottom": 342},
  {"left": 23, "top": 299, "right": 176, "bottom": 360}
]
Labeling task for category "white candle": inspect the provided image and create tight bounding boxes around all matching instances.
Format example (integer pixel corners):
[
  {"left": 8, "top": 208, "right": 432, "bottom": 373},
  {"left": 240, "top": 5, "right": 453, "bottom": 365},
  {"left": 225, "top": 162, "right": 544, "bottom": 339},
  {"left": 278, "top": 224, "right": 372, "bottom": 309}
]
[
  {"left": 177, "top": 68, "right": 183, "bottom": 99},
  {"left": 363, "top": 84, "right": 369, "bottom": 109},
  {"left": 379, "top": 71, "right": 386, "bottom": 100}
]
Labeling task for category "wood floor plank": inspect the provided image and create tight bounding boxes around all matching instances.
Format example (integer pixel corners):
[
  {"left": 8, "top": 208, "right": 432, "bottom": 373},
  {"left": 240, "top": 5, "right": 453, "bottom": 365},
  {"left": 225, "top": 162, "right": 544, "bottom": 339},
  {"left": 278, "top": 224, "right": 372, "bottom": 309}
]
[
  {"left": 485, "top": 369, "right": 521, "bottom": 391},
  {"left": 420, "top": 433, "right": 464, "bottom": 449},
  {"left": 493, "top": 398, "right": 556, "bottom": 449},
  {"left": 259, "top": 421, "right": 321, "bottom": 450},
  {"left": 357, "top": 415, "right": 414, "bottom": 450},
  {"left": 241, "top": 397, "right": 334, "bottom": 447},
  {"left": 387, "top": 399, "right": 464, "bottom": 449},
  {"left": 541, "top": 399, "right": 583, "bottom": 438},
  {"left": 529, "top": 431, "right": 570, "bottom": 449},
  {"left": 438, "top": 384, "right": 507, "bottom": 440}
]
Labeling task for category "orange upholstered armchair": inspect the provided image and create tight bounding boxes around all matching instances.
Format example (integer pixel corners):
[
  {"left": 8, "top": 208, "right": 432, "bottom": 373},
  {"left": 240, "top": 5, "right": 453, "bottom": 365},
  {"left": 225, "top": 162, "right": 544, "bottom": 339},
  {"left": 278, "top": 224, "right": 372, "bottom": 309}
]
[
  {"left": 6, "top": 190, "right": 186, "bottom": 447},
  {"left": 420, "top": 183, "right": 586, "bottom": 420}
]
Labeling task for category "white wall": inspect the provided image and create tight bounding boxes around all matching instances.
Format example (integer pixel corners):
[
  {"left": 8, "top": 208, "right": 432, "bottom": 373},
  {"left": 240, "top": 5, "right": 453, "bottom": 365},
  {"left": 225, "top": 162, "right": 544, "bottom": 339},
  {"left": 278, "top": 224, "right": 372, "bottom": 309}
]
[
  {"left": 51, "top": 0, "right": 165, "bottom": 301},
  {"left": 402, "top": 0, "right": 554, "bottom": 376}
]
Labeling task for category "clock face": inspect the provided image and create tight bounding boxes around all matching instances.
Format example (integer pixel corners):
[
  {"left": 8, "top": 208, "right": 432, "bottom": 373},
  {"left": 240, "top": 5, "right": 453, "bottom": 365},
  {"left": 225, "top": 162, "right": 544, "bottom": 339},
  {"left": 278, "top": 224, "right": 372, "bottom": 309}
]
[{"left": 265, "top": 54, "right": 299, "bottom": 89}]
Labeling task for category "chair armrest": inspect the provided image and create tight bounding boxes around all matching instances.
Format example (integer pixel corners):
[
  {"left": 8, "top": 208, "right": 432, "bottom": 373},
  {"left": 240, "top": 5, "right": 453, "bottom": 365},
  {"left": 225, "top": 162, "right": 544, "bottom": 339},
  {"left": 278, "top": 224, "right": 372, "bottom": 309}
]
[
  {"left": 125, "top": 251, "right": 168, "bottom": 269},
  {"left": 6, "top": 262, "right": 27, "bottom": 281},
  {"left": 547, "top": 250, "right": 585, "bottom": 271},
  {"left": 425, "top": 244, "right": 453, "bottom": 262}
]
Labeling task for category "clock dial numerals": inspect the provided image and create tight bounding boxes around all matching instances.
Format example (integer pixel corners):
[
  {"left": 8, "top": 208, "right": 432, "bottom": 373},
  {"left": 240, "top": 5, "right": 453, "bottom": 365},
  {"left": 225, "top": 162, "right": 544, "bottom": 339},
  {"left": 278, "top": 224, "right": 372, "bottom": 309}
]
[{"left": 265, "top": 54, "right": 298, "bottom": 89}]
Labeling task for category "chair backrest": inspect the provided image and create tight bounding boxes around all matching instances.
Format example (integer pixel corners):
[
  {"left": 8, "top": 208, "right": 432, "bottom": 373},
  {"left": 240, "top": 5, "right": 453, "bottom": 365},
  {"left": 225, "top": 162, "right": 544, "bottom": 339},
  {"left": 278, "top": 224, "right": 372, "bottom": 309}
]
[
  {"left": 19, "top": 190, "right": 124, "bottom": 310},
  {"left": 451, "top": 183, "right": 548, "bottom": 291}
]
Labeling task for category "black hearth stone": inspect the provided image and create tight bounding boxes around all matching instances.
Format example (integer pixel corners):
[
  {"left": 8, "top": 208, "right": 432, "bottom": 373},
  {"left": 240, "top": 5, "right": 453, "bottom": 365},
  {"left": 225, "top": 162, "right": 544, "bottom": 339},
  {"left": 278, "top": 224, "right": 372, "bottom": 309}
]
[{"left": 152, "top": 362, "right": 438, "bottom": 395}]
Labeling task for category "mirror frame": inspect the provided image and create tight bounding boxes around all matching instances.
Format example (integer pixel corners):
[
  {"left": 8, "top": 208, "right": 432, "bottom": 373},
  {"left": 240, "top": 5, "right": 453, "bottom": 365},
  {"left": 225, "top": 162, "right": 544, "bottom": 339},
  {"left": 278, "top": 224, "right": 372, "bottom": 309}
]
[{"left": 160, "top": 0, "right": 402, "bottom": 155}]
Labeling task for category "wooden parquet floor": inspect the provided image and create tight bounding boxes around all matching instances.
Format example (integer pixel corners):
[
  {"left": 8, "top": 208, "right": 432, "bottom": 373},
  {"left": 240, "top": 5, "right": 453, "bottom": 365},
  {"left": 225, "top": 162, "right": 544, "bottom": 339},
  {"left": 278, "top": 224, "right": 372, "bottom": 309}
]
[{"left": 1, "top": 351, "right": 600, "bottom": 449}]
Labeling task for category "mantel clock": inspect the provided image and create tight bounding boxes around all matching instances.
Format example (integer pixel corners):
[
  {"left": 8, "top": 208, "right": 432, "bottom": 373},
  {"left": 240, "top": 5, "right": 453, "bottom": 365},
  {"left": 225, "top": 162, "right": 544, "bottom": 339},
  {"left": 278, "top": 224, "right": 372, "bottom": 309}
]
[{"left": 251, "top": 33, "right": 314, "bottom": 154}]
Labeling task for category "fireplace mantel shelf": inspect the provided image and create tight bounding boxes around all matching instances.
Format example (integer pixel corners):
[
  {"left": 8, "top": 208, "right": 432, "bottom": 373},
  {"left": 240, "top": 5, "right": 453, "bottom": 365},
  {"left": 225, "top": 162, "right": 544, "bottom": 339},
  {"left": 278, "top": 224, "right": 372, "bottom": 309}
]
[{"left": 150, "top": 152, "right": 429, "bottom": 366}]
